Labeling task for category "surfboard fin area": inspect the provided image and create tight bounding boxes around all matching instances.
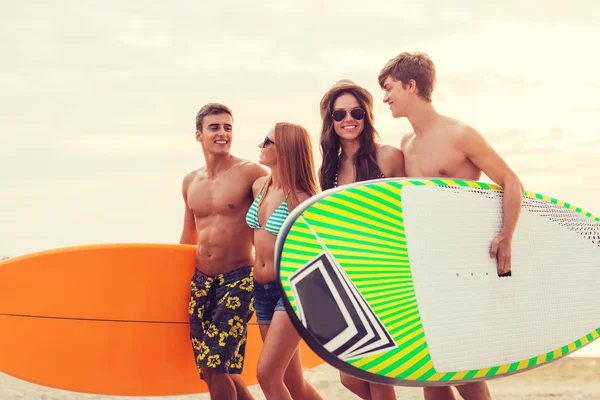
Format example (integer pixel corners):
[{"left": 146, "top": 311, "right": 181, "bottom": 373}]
[{"left": 276, "top": 178, "right": 600, "bottom": 386}]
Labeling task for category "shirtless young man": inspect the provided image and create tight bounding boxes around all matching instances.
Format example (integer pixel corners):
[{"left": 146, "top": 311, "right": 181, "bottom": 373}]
[
  {"left": 378, "top": 52, "right": 524, "bottom": 400},
  {"left": 180, "top": 103, "right": 268, "bottom": 400}
]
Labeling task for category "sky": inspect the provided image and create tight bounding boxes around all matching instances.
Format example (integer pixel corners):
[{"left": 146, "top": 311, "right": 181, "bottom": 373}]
[
  {"left": 1, "top": 0, "right": 599, "bottom": 353},
  {"left": 0, "top": 9, "right": 598, "bottom": 232},
  {"left": 2, "top": 0, "right": 599, "bottom": 257}
]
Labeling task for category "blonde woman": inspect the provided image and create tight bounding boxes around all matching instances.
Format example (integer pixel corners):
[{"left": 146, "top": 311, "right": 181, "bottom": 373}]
[{"left": 246, "top": 122, "right": 323, "bottom": 400}]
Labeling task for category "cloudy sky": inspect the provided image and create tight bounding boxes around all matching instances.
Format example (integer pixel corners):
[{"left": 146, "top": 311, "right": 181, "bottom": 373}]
[{"left": 1, "top": 0, "right": 599, "bottom": 259}]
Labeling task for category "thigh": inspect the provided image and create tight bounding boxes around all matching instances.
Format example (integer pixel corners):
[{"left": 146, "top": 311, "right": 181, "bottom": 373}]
[
  {"left": 424, "top": 386, "right": 457, "bottom": 400},
  {"left": 199, "top": 281, "right": 254, "bottom": 374},
  {"left": 189, "top": 274, "right": 214, "bottom": 375},
  {"left": 455, "top": 382, "right": 492, "bottom": 400},
  {"left": 368, "top": 382, "right": 396, "bottom": 400},
  {"left": 258, "top": 310, "right": 302, "bottom": 378}
]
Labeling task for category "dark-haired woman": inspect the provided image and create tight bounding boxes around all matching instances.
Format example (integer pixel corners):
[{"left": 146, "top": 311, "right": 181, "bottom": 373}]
[{"left": 318, "top": 79, "right": 405, "bottom": 400}]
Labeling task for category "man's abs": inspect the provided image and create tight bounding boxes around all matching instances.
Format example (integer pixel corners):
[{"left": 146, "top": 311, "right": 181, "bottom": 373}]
[
  {"left": 185, "top": 165, "right": 257, "bottom": 275},
  {"left": 193, "top": 214, "right": 254, "bottom": 276}
]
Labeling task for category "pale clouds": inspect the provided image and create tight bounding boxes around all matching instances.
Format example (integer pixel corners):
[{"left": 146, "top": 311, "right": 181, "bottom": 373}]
[{"left": 1, "top": 0, "right": 600, "bottom": 256}]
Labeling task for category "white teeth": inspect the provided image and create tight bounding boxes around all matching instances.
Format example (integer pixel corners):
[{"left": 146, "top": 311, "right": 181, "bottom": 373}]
[
  {"left": 343, "top": 126, "right": 357, "bottom": 130},
  {"left": 215, "top": 140, "right": 227, "bottom": 144}
]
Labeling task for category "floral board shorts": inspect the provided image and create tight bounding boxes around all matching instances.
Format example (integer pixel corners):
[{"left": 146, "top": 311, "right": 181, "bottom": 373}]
[{"left": 188, "top": 265, "right": 255, "bottom": 376}]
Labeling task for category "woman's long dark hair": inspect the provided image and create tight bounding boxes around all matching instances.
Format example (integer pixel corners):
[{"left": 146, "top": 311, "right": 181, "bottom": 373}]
[{"left": 319, "top": 88, "right": 382, "bottom": 190}]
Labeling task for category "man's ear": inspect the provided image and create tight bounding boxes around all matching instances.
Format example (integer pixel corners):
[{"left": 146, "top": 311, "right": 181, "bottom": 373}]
[
  {"left": 408, "top": 79, "right": 418, "bottom": 94},
  {"left": 195, "top": 129, "right": 202, "bottom": 142}
]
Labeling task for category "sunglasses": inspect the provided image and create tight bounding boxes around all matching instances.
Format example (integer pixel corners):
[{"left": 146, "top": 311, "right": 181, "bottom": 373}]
[
  {"left": 332, "top": 108, "right": 365, "bottom": 122},
  {"left": 261, "top": 136, "right": 276, "bottom": 147}
]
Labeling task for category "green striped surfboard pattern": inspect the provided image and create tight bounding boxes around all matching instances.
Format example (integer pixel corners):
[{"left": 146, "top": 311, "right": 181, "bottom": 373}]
[{"left": 278, "top": 178, "right": 600, "bottom": 385}]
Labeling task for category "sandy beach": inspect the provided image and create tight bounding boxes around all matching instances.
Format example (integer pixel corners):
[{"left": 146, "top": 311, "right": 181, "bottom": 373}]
[{"left": 1, "top": 356, "right": 599, "bottom": 399}]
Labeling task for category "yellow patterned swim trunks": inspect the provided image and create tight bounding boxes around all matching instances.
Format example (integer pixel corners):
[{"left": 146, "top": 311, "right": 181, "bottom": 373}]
[{"left": 188, "top": 266, "right": 254, "bottom": 376}]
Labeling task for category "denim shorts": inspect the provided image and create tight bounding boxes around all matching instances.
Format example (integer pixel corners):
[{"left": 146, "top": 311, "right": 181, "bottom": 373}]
[{"left": 253, "top": 280, "right": 286, "bottom": 325}]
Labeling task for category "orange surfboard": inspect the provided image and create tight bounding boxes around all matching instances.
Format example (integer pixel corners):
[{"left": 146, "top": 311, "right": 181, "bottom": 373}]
[{"left": 0, "top": 243, "right": 323, "bottom": 396}]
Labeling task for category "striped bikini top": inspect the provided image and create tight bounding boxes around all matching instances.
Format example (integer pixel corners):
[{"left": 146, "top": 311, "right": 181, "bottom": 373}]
[{"left": 245, "top": 190, "right": 289, "bottom": 236}]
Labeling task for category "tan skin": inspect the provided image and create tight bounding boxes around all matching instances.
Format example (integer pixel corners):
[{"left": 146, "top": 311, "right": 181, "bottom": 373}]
[
  {"left": 251, "top": 127, "right": 323, "bottom": 400},
  {"left": 180, "top": 112, "right": 268, "bottom": 400},
  {"left": 382, "top": 75, "right": 524, "bottom": 400},
  {"left": 332, "top": 93, "right": 405, "bottom": 400}
]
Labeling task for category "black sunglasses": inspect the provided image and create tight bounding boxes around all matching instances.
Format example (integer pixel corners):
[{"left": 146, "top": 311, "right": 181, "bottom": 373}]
[
  {"left": 262, "top": 136, "right": 276, "bottom": 147},
  {"left": 332, "top": 108, "right": 365, "bottom": 122}
]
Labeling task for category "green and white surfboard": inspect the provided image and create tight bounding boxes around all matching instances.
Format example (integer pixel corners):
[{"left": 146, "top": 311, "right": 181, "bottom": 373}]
[{"left": 275, "top": 178, "right": 600, "bottom": 386}]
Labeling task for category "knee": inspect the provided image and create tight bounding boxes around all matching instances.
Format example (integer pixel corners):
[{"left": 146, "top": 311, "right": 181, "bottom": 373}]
[
  {"left": 256, "top": 361, "right": 281, "bottom": 391},
  {"left": 455, "top": 382, "right": 491, "bottom": 400},
  {"left": 340, "top": 372, "right": 361, "bottom": 392},
  {"left": 283, "top": 375, "right": 307, "bottom": 398},
  {"left": 201, "top": 367, "right": 224, "bottom": 385},
  {"left": 424, "top": 386, "right": 456, "bottom": 400}
]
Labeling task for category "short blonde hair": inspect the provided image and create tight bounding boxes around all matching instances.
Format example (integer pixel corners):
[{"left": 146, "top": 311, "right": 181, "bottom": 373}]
[{"left": 378, "top": 52, "right": 436, "bottom": 102}]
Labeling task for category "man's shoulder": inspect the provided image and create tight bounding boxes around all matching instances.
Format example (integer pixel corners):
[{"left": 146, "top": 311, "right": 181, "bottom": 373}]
[
  {"left": 230, "top": 156, "right": 269, "bottom": 180},
  {"left": 183, "top": 167, "right": 206, "bottom": 186},
  {"left": 231, "top": 156, "right": 258, "bottom": 168},
  {"left": 442, "top": 116, "right": 479, "bottom": 138},
  {"left": 400, "top": 131, "right": 416, "bottom": 147},
  {"left": 440, "top": 116, "right": 487, "bottom": 153}
]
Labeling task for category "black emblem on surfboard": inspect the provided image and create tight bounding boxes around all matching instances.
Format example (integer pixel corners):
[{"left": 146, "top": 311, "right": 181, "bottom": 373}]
[{"left": 289, "top": 249, "right": 397, "bottom": 361}]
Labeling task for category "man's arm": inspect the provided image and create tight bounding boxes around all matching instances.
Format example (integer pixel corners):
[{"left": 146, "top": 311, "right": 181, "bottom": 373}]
[
  {"left": 246, "top": 166, "right": 269, "bottom": 246},
  {"left": 248, "top": 162, "right": 269, "bottom": 186},
  {"left": 179, "top": 172, "right": 199, "bottom": 245},
  {"left": 458, "top": 127, "right": 524, "bottom": 274}
]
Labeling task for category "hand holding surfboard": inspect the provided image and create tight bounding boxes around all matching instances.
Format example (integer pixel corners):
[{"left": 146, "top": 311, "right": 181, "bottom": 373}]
[{"left": 275, "top": 178, "right": 600, "bottom": 386}]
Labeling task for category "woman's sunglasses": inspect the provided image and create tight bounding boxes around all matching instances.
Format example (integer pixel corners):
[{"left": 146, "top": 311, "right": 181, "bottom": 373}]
[
  {"left": 261, "top": 136, "right": 276, "bottom": 147},
  {"left": 332, "top": 108, "right": 365, "bottom": 122}
]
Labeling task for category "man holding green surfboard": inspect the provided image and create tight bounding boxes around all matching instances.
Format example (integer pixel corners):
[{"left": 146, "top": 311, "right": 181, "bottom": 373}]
[
  {"left": 378, "top": 52, "right": 524, "bottom": 400},
  {"left": 179, "top": 103, "right": 268, "bottom": 400}
]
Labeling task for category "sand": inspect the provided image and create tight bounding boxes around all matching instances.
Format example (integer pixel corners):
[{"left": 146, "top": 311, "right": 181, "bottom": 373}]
[{"left": 1, "top": 356, "right": 599, "bottom": 399}]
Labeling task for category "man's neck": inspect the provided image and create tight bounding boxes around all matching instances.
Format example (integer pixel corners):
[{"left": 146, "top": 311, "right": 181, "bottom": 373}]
[
  {"left": 406, "top": 101, "right": 440, "bottom": 137},
  {"left": 203, "top": 152, "right": 232, "bottom": 178}
]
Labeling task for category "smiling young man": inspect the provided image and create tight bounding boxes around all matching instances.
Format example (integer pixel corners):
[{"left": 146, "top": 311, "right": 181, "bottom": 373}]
[
  {"left": 180, "top": 103, "right": 268, "bottom": 400},
  {"left": 378, "top": 52, "right": 524, "bottom": 400}
]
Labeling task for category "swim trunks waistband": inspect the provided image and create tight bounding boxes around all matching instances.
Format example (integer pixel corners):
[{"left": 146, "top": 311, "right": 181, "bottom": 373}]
[{"left": 193, "top": 265, "right": 253, "bottom": 286}]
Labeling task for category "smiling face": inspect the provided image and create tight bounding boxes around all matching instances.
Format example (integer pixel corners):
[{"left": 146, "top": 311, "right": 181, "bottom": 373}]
[
  {"left": 382, "top": 76, "right": 414, "bottom": 119},
  {"left": 196, "top": 113, "right": 233, "bottom": 154},
  {"left": 258, "top": 126, "right": 277, "bottom": 167},
  {"left": 332, "top": 93, "right": 365, "bottom": 141}
]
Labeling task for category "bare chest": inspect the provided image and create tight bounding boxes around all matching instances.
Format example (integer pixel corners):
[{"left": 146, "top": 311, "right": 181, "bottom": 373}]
[
  {"left": 403, "top": 137, "right": 472, "bottom": 178},
  {"left": 187, "top": 177, "right": 252, "bottom": 219}
]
